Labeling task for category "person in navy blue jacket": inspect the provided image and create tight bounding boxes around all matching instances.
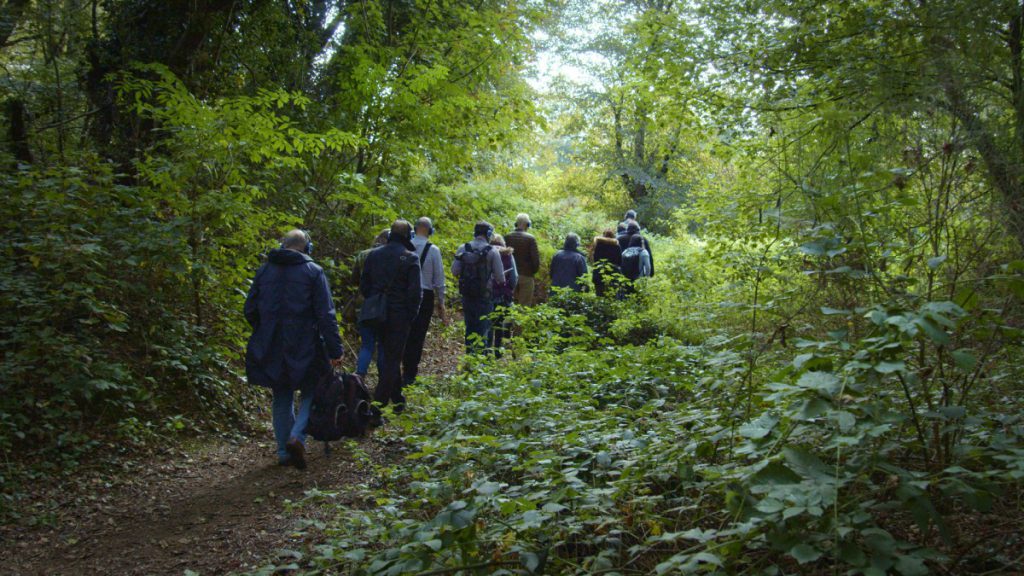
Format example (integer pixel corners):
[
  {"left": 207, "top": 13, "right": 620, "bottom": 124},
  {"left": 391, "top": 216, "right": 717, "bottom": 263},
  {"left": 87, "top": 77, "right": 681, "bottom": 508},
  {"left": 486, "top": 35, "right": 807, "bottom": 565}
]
[
  {"left": 245, "top": 229, "right": 343, "bottom": 469},
  {"left": 360, "top": 220, "right": 422, "bottom": 412}
]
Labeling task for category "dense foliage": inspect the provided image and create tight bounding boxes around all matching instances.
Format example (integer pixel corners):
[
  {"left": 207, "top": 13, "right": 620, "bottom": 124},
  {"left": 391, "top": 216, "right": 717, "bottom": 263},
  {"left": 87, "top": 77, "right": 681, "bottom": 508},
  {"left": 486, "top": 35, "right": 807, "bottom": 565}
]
[
  {"left": 1, "top": 0, "right": 550, "bottom": 488},
  {"left": 4, "top": 0, "right": 1024, "bottom": 572},
  {"left": 252, "top": 286, "right": 1024, "bottom": 574}
]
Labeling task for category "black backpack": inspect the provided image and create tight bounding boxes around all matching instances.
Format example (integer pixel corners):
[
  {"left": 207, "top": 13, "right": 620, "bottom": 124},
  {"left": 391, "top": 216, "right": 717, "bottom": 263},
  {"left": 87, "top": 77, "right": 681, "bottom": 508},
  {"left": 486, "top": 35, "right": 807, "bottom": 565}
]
[
  {"left": 456, "top": 243, "right": 493, "bottom": 299},
  {"left": 621, "top": 247, "right": 644, "bottom": 281},
  {"left": 306, "top": 371, "right": 380, "bottom": 443}
]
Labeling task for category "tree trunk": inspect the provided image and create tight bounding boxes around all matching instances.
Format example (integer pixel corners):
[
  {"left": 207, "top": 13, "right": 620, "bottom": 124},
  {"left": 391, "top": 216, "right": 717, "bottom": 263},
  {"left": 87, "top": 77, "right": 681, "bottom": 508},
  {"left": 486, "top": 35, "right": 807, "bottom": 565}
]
[{"left": 5, "top": 98, "right": 33, "bottom": 164}]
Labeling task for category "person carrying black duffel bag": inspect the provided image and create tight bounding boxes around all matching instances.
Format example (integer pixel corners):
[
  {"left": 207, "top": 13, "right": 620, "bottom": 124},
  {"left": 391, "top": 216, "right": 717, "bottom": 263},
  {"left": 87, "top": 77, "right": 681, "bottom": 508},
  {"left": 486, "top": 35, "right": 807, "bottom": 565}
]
[{"left": 305, "top": 371, "right": 382, "bottom": 452}]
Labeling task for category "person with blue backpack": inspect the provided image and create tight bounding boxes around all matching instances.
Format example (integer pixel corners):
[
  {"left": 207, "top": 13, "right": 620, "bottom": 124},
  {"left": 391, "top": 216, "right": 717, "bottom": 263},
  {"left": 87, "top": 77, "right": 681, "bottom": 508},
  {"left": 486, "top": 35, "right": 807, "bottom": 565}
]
[
  {"left": 452, "top": 221, "right": 506, "bottom": 353},
  {"left": 620, "top": 234, "right": 652, "bottom": 297},
  {"left": 244, "top": 229, "right": 344, "bottom": 470}
]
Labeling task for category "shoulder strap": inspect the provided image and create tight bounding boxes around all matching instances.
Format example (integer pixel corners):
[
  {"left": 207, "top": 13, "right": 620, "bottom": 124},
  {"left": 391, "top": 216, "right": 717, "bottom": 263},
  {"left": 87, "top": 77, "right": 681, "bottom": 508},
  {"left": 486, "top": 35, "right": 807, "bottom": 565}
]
[{"left": 420, "top": 241, "right": 432, "bottom": 265}]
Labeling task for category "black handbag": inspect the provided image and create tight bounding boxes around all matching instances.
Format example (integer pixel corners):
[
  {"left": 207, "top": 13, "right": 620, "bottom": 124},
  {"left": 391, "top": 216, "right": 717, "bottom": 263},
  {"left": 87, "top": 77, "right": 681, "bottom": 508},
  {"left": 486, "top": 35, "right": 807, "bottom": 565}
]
[
  {"left": 357, "top": 271, "right": 398, "bottom": 329},
  {"left": 357, "top": 291, "right": 388, "bottom": 329}
]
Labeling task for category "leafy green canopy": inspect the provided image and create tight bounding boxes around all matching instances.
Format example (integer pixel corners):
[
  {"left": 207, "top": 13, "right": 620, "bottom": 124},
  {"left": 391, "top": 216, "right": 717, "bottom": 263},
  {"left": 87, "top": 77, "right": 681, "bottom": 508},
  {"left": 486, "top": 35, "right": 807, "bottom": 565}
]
[{"left": 0, "top": 0, "right": 552, "bottom": 484}]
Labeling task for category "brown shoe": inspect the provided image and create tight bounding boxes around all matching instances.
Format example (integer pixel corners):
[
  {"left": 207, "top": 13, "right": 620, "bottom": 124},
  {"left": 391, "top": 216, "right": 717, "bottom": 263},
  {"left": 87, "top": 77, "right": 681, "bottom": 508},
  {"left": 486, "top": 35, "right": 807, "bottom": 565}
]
[{"left": 285, "top": 438, "right": 307, "bottom": 470}]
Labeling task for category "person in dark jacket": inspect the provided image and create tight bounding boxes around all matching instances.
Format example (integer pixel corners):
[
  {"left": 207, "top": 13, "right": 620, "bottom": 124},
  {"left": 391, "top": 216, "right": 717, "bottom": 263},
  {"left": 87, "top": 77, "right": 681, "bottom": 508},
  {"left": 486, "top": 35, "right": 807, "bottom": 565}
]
[
  {"left": 362, "top": 217, "right": 421, "bottom": 409},
  {"left": 360, "top": 220, "right": 422, "bottom": 412},
  {"left": 550, "top": 233, "right": 589, "bottom": 292},
  {"left": 617, "top": 221, "right": 654, "bottom": 276},
  {"left": 505, "top": 213, "right": 541, "bottom": 306},
  {"left": 618, "top": 209, "right": 637, "bottom": 232},
  {"left": 591, "top": 228, "right": 622, "bottom": 298},
  {"left": 245, "top": 229, "right": 343, "bottom": 469}
]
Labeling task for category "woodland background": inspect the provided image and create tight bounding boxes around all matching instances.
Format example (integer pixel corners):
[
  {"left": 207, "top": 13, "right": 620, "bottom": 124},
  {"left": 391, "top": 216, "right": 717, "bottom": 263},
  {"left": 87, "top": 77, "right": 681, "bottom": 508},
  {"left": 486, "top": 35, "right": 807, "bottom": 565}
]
[{"left": 2, "top": 0, "right": 1024, "bottom": 573}]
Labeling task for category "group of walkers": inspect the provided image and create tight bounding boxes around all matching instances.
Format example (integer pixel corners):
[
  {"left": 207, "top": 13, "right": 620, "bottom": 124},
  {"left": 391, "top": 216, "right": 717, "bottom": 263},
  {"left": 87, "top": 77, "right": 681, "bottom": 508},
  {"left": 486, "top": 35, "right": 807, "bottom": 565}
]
[{"left": 242, "top": 211, "right": 654, "bottom": 468}]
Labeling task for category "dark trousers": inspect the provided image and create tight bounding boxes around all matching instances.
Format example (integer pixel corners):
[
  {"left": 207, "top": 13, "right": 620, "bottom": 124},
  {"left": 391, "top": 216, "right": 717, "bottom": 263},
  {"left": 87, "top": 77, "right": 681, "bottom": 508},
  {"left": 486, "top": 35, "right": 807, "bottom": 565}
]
[
  {"left": 463, "top": 297, "right": 494, "bottom": 354},
  {"left": 376, "top": 312, "right": 412, "bottom": 406},
  {"left": 487, "top": 304, "right": 511, "bottom": 357},
  {"left": 403, "top": 289, "right": 434, "bottom": 384}
]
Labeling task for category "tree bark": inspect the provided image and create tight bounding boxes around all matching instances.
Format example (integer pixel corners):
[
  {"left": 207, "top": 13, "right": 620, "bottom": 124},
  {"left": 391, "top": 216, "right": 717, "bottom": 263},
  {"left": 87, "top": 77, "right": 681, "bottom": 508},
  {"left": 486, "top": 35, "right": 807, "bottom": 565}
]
[{"left": 5, "top": 98, "right": 33, "bottom": 164}]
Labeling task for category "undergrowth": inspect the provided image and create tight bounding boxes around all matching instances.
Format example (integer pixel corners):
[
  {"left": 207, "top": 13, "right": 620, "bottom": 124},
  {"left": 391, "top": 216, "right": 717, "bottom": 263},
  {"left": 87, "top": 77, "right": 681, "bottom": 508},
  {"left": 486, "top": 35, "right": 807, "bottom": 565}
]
[{"left": 247, "top": 292, "right": 1024, "bottom": 576}]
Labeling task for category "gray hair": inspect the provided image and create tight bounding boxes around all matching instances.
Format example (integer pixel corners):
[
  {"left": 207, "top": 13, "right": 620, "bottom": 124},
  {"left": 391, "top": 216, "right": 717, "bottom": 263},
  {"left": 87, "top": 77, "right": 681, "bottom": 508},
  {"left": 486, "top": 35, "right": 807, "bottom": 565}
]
[
  {"left": 281, "top": 229, "right": 310, "bottom": 251},
  {"left": 515, "top": 213, "right": 531, "bottom": 230}
]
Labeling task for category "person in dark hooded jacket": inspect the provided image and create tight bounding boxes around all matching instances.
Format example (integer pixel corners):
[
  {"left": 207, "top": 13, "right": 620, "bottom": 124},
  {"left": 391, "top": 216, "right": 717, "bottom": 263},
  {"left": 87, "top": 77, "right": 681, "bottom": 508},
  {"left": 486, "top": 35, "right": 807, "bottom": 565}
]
[
  {"left": 360, "top": 220, "right": 422, "bottom": 412},
  {"left": 617, "top": 221, "right": 654, "bottom": 276},
  {"left": 550, "top": 233, "right": 589, "bottom": 292},
  {"left": 245, "top": 229, "right": 343, "bottom": 469},
  {"left": 591, "top": 228, "right": 622, "bottom": 298}
]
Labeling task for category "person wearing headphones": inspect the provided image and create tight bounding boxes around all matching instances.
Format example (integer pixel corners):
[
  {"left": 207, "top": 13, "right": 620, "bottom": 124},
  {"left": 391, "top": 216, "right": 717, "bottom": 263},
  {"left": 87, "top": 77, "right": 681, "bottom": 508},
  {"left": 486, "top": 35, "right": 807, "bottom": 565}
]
[
  {"left": 505, "top": 213, "right": 541, "bottom": 306},
  {"left": 403, "top": 217, "right": 448, "bottom": 387},
  {"left": 452, "top": 221, "right": 506, "bottom": 353},
  {"left": 360, "top": 220, "right": 422, "bottom": 413},
  {"left": 244, "top": 229, "right": 344, "bottom": 470}
]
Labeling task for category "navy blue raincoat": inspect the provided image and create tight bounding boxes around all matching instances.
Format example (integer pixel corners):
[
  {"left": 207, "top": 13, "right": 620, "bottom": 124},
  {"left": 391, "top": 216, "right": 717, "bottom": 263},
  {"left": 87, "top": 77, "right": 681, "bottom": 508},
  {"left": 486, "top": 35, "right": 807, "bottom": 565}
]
[{"left": 244, "top": 248, "right": 344, "bottom": 393}]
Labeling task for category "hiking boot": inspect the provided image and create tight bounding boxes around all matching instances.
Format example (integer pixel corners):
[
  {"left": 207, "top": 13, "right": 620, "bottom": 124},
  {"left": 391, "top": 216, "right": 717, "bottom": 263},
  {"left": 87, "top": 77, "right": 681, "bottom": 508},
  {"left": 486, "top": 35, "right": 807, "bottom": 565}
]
[{"left": 285, "top": 438, "right": 307, "bottom": 470}]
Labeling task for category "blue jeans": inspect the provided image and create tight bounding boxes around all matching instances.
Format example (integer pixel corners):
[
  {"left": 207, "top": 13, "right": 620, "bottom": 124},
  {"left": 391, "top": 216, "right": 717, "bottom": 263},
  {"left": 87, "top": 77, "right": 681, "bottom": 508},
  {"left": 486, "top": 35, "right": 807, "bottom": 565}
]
[
  {"left": 356, "top": 324, "right": 377, "bottom": 375},
  {"left": 272, "top": 388, "right": 313, "bottom": 462},
  {"left": 463, "top": 297, "right": 494, "bottom": 354}
]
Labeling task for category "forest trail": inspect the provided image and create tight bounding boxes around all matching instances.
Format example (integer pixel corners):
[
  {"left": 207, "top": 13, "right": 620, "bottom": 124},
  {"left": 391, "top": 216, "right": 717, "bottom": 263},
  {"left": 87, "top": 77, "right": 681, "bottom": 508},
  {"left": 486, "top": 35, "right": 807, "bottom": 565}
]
[{"left": 1, "top": 330, "right": 463, "bottom": 576}]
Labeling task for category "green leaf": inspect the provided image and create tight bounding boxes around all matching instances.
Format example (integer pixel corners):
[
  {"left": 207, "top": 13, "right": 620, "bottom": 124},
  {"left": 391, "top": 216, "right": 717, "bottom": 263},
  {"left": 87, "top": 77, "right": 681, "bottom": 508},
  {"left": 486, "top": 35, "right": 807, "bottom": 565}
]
[
  {"left": 895, "top": 554, "right": 929, "bottom": 576},
  {"left": 521, "top": 551, "right": 541, "bottom": 573},
  {"left": 783, "top": 446, "right": 833, "bottom": 481},
  {"left": 739, "top": 413, "right": 778, "bottom": 439},
  {"left": 424, "top": 539, "right": 443, "bottom": 551},
  {"left": 476, "top": 481, "right": 503, "bottom": 496},
  {"left": 927, "top": 255, "right": 947, "bottom": 269},
  {"left": 790, "top": 543, "right": 822, "bottom": 564},
  {"left": 874, "top": 360, "right": 905, "bottom": 374},
  {"left": 951, "top": 349, "right": 976, "bottom": 371},
  {"left": 797, "top": 371, "right": 841, "bottom": 396},
  {"left": 915, "top": 317, "right": 951, "bottom": 345}
]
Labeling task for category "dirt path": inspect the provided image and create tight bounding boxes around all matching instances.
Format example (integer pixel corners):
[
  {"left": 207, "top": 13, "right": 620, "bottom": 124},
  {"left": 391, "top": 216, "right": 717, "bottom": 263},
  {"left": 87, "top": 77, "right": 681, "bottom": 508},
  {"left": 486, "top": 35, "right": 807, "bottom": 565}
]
[
  {"left": 1, "top": 326, "right": 463, "bottom": 576},
  {"left": 3, "top": 434, "right": 390, "bottom": 576}
]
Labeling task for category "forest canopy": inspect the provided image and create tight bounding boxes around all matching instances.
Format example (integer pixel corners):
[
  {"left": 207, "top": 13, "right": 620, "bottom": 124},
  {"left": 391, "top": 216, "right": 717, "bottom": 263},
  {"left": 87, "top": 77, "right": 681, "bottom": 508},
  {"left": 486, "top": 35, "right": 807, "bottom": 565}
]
[{"left": 3, "top": 0, "right": 1024, "bottom": 574}]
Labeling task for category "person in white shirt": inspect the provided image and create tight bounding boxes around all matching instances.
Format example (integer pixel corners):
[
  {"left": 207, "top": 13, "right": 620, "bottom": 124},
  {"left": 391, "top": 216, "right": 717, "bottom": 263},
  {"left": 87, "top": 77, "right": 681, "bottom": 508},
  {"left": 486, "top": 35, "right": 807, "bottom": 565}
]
[{"left": 403, "top": 217, "right": 448, "bottom": 386}]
